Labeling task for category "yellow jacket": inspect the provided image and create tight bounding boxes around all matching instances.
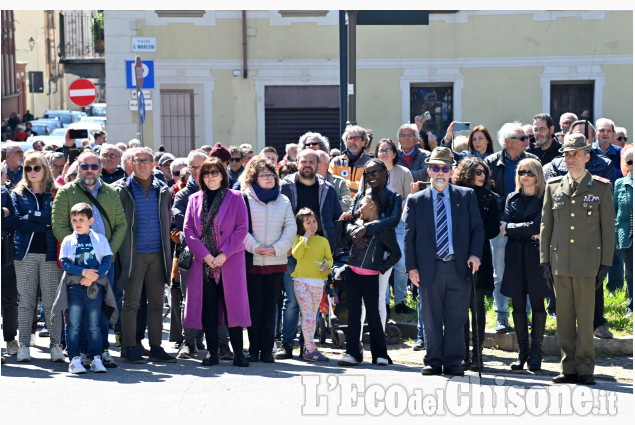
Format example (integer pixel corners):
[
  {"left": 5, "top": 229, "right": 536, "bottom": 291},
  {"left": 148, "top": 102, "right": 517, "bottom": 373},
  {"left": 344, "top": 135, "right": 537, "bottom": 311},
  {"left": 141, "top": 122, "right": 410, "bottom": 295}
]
[{"left": 290, "top": 235, "right": 333, "bottom": 280}]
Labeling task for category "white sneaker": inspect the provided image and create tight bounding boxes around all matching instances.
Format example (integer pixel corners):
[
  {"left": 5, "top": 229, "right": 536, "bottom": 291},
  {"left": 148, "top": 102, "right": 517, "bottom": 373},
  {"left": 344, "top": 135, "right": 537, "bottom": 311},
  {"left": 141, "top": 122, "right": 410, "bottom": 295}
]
[
  {"left": 376, "top": 357, "right": 389, "bottom": 366},
  {"left": 80, "top": 353, "right": 91, "bottom": 367},
  {"left": 272, "top": 341, "right": 277, "bottom": 353},
  {"left": 50, "top": 344, "right": 65, "bottom": 362},
  {"left": 69, "top": 356, "right": 87, "bottom": 374},
  {"left": 6, "top": 340, "right": 19, "bottom": 356},
  {"left": 338, "top": 353, "right": 360, "bottom": 366},
  {"left": 30, "top": 334, "right": 36, "bottom": 346},
  {"left": 90, "top": 355, "right": 107, "bottom": 373},
  {"left": 16, "top": 346, "right": 31, "bottom": 362}
]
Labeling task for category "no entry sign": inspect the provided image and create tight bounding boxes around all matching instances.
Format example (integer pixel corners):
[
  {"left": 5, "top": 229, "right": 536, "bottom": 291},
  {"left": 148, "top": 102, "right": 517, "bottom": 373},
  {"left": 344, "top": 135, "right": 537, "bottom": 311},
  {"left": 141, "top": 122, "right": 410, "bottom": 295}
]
[{"left": 68, "top": 79, "right": 97, "bottom": 107}]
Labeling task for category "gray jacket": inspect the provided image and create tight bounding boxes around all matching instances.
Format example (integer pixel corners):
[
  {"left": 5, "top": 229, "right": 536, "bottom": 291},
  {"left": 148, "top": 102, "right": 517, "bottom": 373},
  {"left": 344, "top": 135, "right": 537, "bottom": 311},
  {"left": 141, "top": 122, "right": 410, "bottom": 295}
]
[{"left": 51, "top": 273, "right": 118, "bottom": 327}]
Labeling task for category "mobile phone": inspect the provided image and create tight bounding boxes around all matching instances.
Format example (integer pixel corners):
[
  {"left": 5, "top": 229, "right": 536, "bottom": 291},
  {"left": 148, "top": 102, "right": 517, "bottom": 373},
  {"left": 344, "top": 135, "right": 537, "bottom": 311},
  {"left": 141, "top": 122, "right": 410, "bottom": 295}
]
[
  {"left": 418, "top": 181, "right": 430, "bottom": 191},
  {"left": 69, "top": 129, "right": 88, "bottom": 139},
  {"left": 423, "top": 111, "right": 431, "bottom": 120},
  {"left": 454, "top": 122, "right": 471, "bottom": 132}
]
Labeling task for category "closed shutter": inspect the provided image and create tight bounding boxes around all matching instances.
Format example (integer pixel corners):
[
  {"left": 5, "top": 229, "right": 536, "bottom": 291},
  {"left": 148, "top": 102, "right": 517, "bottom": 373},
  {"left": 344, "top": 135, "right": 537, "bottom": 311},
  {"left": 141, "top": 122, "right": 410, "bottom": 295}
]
[{"left": 265, "top": 107, "right": 340, "bottom": 155}]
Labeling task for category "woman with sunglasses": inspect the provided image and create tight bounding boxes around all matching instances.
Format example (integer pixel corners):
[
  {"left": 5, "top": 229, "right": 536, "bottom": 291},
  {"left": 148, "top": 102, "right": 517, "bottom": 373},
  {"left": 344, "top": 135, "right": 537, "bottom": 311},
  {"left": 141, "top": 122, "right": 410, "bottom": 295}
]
[
  {"left": 451, "top": 157, "right": 499, "bottom": 371},
  {"left": 500, "top": 158, "right": 549, "bottom": 371},
  {"left": 242, "top": 157, "right": 296, "bottom": 362},
  {"left": 340, "top": 159, "right": 402, "bottom": 335},
  {"left": 374, "top": 138, "right": 413, "bottom": 314},
  {"left": 614, "top": 146, "right": 633, "bottom": 318},
  {"left": 11, "top": 152, "right": 65, "bottom": 362},
  {"left": 182, "top": 157, "right": 251, "bottom": 367},
  {"left": 277, "top": 162, "right": 297, "bottom": 180}
]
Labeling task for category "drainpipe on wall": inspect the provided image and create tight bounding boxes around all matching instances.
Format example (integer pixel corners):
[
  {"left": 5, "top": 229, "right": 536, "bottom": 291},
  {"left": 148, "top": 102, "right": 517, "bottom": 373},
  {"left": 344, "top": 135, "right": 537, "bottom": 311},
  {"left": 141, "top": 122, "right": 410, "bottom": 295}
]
[{"left": 242, "top": 10, "right": 248, "bottom": 79}]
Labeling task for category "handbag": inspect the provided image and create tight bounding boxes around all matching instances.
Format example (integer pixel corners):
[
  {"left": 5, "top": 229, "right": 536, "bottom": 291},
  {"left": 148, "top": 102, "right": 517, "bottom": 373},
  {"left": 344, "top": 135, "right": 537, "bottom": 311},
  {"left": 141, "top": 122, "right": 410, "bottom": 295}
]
[
  {"left": 178, "top": 246, "right": 194, "bottom": 270},
  {"left": 243, "top": 193, "right": 254, "bottom": 270}
]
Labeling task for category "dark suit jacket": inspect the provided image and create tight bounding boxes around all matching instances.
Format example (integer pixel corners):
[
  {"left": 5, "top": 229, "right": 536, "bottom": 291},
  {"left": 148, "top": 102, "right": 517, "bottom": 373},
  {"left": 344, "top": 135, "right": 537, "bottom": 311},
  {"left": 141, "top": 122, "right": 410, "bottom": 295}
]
[{"left": 403, "top": 184, "right": 484, "bottom": 287}]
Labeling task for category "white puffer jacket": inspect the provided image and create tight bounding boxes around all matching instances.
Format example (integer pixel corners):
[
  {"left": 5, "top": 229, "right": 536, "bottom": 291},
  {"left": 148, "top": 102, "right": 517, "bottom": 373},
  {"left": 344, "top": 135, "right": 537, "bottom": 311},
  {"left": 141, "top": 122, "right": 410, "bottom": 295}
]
[{"left": 243, "top": 185, "right": 297, "bottom": 267}]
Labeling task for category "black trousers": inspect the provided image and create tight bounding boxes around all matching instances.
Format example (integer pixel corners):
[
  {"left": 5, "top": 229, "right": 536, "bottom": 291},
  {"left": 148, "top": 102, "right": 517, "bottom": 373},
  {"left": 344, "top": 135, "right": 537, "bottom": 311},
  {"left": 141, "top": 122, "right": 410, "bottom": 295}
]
[
  {"left": 421, "top": 260, "right": 471, "bottom": 369},
  {"left": 345, "top": 270, "right": 389, "bottom": 363},
  {"left": 464, "top": 287, "right": 485, "bottom": 350},
  {"left": 1, "top": 261, "right": 18, "bottom": 342},
  {"left": 201, "top": 276, "right": 243, "bottom": 354},
  {"left": 246, "top": 272, "right": 283, "bottom": 355},
  {"left": 593, "top": 282, "right": 606, "bottom": 329}
]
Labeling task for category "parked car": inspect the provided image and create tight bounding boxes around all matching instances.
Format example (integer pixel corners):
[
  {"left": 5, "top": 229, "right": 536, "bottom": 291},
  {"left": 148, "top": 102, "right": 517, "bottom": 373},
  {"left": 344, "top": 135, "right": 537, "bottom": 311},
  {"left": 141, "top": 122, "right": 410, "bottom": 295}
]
[
  {"left": 43, "top": 110, "right": 78, "bottom": 128},
  {"left": 71, "top": 110, "right": 87, "bottom": 123},
  {"left": 28, "top": 120, "right": 56, "bottom": 136},
  {"left": 80, "top": 116, "right": 107, "bottom": 127},
  {"left": 87, "top": 103, "right": 106, "bottom": 117},
  {"left": 69, "top": 121, "right": 105, "bottom": 134},
  {"left": 51, "top": 128, "right": 68, "bottom": 137},
  {"left": 36, "top": 117, "right": 63, "bottom": 129}
]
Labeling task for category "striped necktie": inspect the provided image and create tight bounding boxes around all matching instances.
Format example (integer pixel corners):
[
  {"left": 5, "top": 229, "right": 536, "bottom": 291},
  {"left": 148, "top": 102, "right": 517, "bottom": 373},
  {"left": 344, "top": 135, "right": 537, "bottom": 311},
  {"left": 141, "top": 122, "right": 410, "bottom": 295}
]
[{"left": 436, "top": 192, "right": 449, "bottom": 258}]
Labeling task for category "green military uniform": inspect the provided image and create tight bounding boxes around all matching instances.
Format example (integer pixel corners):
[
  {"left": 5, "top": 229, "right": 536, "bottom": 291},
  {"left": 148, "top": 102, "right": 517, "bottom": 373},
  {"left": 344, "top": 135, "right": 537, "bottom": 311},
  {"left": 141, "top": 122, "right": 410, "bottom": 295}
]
[{"left": 540, "top": 138, "right": 615, "bottom": 378}]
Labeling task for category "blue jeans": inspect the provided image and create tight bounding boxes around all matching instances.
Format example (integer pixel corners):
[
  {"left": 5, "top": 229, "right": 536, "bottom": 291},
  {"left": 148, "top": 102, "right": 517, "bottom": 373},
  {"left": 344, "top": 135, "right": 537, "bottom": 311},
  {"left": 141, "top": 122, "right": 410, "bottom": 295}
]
[
  {"left": 607, "top": 248, "right": 625, "bottom": 293},
  {"left": 66, "top": 284, "right": 104, "bottom": 359},
  {"left": 416, "top": 292, "right": 425, "bottom": 341},
  {"left": 386, "top": 221, "right": 408, "bottom": 304},
  {"left": 490, "top": 233, "right": 509, "bottom": 320},
  {"left": 281, "top": 256, "right": 300, "bottom": 346}
]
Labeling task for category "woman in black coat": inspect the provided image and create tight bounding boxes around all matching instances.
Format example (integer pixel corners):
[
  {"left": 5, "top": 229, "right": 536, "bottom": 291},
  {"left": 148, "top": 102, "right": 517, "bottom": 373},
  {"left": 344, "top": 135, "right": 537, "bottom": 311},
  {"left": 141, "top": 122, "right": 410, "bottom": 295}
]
[
  {"left": 500, "top": 158, "right": 550, "bottom": 372},
  {"left": 452, "top": 157, "right": 499, "bottom": 371}
]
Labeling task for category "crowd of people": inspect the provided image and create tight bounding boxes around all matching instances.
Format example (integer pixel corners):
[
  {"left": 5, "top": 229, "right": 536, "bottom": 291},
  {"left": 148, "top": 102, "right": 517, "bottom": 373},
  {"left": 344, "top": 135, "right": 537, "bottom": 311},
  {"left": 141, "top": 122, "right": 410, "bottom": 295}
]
[{"left": 1, "top": 112, "right": 632, "bottom": 386}]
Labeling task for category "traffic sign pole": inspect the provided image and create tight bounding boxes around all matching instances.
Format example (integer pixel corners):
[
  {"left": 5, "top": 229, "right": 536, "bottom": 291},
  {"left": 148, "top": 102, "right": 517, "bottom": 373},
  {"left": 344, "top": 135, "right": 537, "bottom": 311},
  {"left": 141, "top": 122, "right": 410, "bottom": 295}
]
[{"left": 135, "top": 57, "right": 145, "bottom": 146}]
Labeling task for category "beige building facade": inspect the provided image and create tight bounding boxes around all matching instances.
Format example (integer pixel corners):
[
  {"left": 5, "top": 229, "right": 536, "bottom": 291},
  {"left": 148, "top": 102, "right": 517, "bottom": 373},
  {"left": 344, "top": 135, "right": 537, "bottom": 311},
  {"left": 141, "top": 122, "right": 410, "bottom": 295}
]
[{"left": 104, "top": 10, "right": 632, "bottom": 154}]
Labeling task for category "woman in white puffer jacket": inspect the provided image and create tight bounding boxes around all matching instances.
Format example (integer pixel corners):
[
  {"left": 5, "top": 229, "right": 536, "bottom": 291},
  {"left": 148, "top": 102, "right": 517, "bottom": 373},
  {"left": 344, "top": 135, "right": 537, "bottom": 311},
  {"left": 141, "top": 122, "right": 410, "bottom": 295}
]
[{"left": 242, "top": 156, "right": 297, "bottom": 363}]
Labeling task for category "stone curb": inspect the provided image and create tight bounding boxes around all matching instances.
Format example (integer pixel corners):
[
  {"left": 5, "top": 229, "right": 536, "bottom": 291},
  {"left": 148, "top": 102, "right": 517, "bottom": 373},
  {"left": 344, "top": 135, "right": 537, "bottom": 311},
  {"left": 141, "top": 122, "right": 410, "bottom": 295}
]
[{"left": 393, "top": 321, "right": 633, "bottom": 356}]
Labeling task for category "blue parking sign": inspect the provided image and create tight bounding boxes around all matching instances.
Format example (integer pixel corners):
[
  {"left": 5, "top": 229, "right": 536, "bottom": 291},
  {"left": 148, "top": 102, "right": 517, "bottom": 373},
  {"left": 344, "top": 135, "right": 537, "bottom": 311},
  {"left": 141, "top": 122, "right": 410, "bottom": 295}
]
[{"left": 126, "top": 60, "right": 154, "bottom": 89}]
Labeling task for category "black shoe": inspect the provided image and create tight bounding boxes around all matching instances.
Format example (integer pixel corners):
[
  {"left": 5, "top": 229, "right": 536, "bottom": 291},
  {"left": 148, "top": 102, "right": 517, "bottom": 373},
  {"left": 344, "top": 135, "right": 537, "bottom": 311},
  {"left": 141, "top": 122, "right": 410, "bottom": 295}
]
[
  {"left": 202, "top": 352, "right": 219, "bottom": 366},
  {"left": 260, "top": 352, "right": 274, "bottom": 363},
  {"left": 395, "top": 302, "right": 414, "bottom": 315},
  {"left": 123, "top": 346, "right": 147, "bottom": 364},
  {"left": 552, "top": 373, "right": 579, "bottom": 384},
  {"left": 233, "top": 351, "right": 249, "bottom": 367},
  {"left": 510, "top": 312, "right": 529, "bottom": 371},
  {"left": 219, "top": 345, "right": 234, "bottom": 360},
  {"left": 248, "top": 352, "right": 259, "bottom": 362},
  {"left": 136, "top": 343, "right": 151, "bottom": 357},
  {"left": 421, "top": 365, "right": 442, "bottom": 375},
  {"left": 149, "top": 345, "right": 177, "bottom": 363},
  {"left": 443, "top": 366, "right": 465, "bottom": 376},
  {"left": 275, "top": 343, "right": 293, "bottom": 360},
  {"left": 196, "top": 340, "right": 206, "bottom": 351},
  {"left": 579, "top": 375, "right": 596, "bottom": 385},
  {"left": 412, "top": 339, "right": 425, "bottom": 351}
]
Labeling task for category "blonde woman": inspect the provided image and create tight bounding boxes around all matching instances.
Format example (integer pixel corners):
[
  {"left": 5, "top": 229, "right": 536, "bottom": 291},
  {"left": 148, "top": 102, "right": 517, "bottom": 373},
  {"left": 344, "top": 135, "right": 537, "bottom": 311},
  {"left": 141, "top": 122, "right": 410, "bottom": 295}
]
[
  {"left": 500, "top": 158, "right": 549, "bottom": 372},
  {"left": 11, "top": 152, "right": 64, "bottom": 362}
]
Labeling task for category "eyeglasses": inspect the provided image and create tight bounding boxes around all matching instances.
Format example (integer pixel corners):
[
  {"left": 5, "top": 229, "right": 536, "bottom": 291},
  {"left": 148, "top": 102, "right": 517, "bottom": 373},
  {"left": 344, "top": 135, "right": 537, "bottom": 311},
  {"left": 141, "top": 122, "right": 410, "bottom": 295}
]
[
  {"left": 133, "top": 158, "right": 152, "bottom": 165},
  {"left": 305, "top": 142, "right": 320, "bottom": 147},
  {"left": 617, "top": 137, "right": 628, "bottom": 142},
  {"left": 378, "top": 149, "right": 394, "bottom": 154},
  {"left": 347, "top": 136, "right": 363, "bottom": 142},
  {"left": 229, "top": 158, "right": 242, "bottom": 163},
  {"left": 79, "top": 163, "right": 100, "bottom": 171},
  {"left": 189, "top": 166, "right": 201, "bottom": 172},
  {"left": 101, "top": 153, "right": 120, "bottom": 159},
  {"left": 363, "top": 170, "right": 382, "bottom": 178},
  {"left": 279, "top": 171, "right": 289, "bottom": 177},
  {"left": 202, "top": 169, "right": 221, "bottom": 178},
  {"left": 627, "top": 160, "right": 633, "bottom": 166},
  {"left": 431, "top": 166, "right": 451, "bottom": 173},
  {"left": 173, "top": 170, "right": 181, "bottom": 177},
  {"left": 509, "top": 136, "right": 528, "bottom": 142},
  {"left": 24, "top": 165, "right": 42, "bottom": 173},
  {"left": 258, "top": 173, "right": 276, "bottom": 179},
  {"left": 474, "top": 169, "right": 486, "bottom": 176},
  {"left": 518, "top": 169, "right": 536, "bottom": 177}
]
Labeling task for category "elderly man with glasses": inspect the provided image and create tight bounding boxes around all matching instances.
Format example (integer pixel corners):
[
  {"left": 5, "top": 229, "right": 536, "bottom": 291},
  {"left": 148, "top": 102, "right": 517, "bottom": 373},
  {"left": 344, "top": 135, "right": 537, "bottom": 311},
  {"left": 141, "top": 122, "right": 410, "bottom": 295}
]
[
  {"left": 3, "top": 142, "right": 24, "bottom": 187},
  {"left": 328, "top": 126, "right": 371, "bottom": 197},
  {"left": 99, "top": 144, "right": 125, "bottom": 184}
]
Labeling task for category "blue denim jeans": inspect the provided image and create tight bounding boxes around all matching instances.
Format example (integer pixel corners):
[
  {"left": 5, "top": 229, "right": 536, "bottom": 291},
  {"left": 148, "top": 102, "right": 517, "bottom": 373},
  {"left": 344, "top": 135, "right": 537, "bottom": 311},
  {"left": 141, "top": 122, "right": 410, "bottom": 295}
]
[
  {"left": 416, "top": 291, "right": 425, "bottom": 341},
  {"left": 66, "top": 283, "right": 104, "bottom": 359},
  {"left": 386, "top": 221, "right": 408, "bottom": 304},
  {"left": 490, "top": 233, "right": 509, "bottom": 320},
  {"left": 281, "top": 256, "right": 300, "bottom": 346}
]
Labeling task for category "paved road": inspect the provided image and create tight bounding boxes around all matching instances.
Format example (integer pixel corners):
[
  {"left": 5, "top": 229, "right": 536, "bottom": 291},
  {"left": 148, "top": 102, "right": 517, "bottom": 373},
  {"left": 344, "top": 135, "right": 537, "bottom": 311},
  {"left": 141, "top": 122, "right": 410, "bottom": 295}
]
[{"left": 1, "top": 327, "right": 633, "bottom": 422}]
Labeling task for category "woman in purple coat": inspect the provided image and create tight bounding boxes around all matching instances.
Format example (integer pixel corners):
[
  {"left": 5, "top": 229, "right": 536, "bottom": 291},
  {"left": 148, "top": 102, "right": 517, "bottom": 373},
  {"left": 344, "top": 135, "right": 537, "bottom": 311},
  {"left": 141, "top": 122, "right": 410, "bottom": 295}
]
[{"left": 183, "top": 157, "right": 251, "bottom": 367}]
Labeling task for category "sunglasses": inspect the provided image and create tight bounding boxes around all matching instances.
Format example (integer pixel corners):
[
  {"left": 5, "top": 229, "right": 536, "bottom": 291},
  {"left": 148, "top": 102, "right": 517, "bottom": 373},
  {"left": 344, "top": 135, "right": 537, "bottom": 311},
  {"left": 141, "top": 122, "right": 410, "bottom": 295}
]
[
  {"left": 431, "top": 166, "right": 451, "bottom": 173},
  {"left": 474, "top": 169, "right": 486, "bottom": 176},
  {"left": 25, "top": 165, "right": 43, "bottom": 173},
  {"left": 347, "top": 136, "right": 362, "bottom": 142},
  {"left": 279, "top": 171, "right": 289, "bottom": 177},
  {"left": 363, "top": 170, "right": 382, "bottom": 178},
  {"left": 510, "top": 136, "right": 528, "bottom": 141},
  {"left": 79, "top": 164, "right": 100, "bottom": 171},
  {"left": 518, "top": 169, "right": 535, "bottom": 177},
  {"left": 202, "top": 169, "right": 221, "bottom": 178},
  {"left": 305, "top": 142, "right": 320, "bottom": 147},
  {"left": 173, "top": 170, "right": 181, "bottom": 177},
  {"left": 617, "top": 136, "right": 628, "bottom": 142},
  {"left": 627, "top": 160, "right": 633, "bottom": 166},
  {"left": 229, "top": 158, "right": 242, "bottom": 163}
]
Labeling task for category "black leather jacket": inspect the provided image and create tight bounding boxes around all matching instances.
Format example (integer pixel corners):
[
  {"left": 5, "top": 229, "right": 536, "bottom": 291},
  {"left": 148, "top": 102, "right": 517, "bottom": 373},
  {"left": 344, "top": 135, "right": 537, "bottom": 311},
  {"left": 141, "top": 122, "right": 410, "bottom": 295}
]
[
  {"left": 348, "top": 188, "right": 402, "bottom": 236},
  {"left": 345, "top": 224, "right": 401, "bottom": 274}
]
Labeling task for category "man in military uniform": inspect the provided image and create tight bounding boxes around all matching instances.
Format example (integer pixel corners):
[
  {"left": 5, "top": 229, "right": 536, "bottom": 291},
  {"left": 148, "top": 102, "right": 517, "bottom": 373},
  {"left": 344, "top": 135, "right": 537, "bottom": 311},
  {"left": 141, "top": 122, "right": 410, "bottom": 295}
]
[{"left": 540, "top": 133, "right": 615, "bottom": 386}]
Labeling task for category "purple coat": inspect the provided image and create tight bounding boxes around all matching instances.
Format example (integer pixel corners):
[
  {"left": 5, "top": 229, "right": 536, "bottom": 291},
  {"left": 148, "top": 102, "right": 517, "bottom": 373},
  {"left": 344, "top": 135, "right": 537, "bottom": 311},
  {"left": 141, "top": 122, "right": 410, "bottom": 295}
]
[{"left": 182, "top": 189, "right": 251, "bottom": 329}]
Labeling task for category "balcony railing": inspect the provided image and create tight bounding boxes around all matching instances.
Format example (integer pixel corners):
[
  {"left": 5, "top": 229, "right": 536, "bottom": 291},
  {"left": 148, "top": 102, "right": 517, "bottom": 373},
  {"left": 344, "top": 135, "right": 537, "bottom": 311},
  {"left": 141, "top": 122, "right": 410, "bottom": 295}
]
[{"left": 58, "top": 10, "right": 104, "bottom": 62}]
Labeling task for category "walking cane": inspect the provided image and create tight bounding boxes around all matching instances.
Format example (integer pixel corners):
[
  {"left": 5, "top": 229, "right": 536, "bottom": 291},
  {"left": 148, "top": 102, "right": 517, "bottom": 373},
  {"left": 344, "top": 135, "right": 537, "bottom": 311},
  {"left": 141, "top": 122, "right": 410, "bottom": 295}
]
[{"left": 471, "top": 271, "right": 482, "bottom": 379}]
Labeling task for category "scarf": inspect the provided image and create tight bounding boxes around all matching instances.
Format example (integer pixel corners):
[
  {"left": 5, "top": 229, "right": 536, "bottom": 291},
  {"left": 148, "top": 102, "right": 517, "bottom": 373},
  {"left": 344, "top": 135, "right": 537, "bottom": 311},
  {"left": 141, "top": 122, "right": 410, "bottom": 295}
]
[
  {"left": 201, "top": 186, "right": 226, "bottom": 283},
  {"left": 252, "top": 182, "right": 280, "bottom": 204}
]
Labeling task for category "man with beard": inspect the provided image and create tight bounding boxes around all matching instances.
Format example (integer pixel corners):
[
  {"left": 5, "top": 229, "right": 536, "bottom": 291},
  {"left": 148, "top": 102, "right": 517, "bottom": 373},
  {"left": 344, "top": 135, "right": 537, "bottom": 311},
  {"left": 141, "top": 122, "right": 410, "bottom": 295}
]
[
  {"left": 528, "top": 113, "right": 562, "bottom": 165},
  {"left": 52, "top": 151, "right": 127, "bottom": 368},
  {"left": 276, "top": 149, "right": 342, "bottom": 359},
  {"left": 329, "top": 125, "right": 371, "bottom": 197},
  {"left": 403, "top": 147, "right": 484, "bottom": 376}
]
